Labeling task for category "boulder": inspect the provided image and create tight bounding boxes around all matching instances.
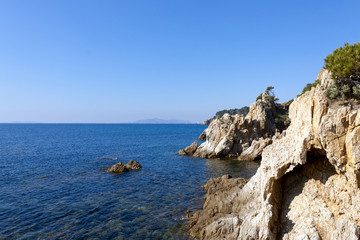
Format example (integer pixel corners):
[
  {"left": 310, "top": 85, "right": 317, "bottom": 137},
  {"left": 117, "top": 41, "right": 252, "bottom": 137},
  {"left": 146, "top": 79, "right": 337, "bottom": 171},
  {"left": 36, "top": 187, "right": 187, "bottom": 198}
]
[
  {"left": 125, "top": 160, "right": 142, "bottom": 170},
  {"left": 108, "top": 160, "right": 142, "bottom": 173},
  {"left": 107, "top": 162, "right": 129, "bottom": 173}
]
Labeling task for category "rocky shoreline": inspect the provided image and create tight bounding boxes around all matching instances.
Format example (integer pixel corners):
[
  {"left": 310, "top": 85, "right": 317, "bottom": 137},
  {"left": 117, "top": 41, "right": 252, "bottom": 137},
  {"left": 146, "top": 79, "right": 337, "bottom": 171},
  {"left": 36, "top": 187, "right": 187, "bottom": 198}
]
[
  {"left": 184, "top": 69, "right": 360, "bottom": 239},
  {"left": 179, "top": 90, "right": 290, "bottom": 161}
]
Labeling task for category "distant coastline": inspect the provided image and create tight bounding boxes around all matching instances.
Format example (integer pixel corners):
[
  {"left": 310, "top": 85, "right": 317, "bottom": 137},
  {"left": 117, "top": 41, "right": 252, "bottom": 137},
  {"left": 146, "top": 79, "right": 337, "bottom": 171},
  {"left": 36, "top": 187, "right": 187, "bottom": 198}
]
[{"left": 132, "top": 118, "right": 193, "bottom": 124}]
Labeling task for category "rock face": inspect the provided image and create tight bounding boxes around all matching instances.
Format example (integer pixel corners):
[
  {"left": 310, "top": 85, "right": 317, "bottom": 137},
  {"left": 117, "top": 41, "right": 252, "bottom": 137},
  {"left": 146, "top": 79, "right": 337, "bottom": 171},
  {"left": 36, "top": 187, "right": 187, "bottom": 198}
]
[
  {"left": 180, "top": 91, "right": 289, "bottom": 160},
  {"left": 189, "top": 175, "right": 248, "bottom": 237},
  {"left": 178, "top": 141, "right": 198, "bottom": 156},
  {"left": 190, "top": 69, "right": 360, "bottom": 239},
  {"left": 108, "top": 160, "right": 142, "bottom": 173}
]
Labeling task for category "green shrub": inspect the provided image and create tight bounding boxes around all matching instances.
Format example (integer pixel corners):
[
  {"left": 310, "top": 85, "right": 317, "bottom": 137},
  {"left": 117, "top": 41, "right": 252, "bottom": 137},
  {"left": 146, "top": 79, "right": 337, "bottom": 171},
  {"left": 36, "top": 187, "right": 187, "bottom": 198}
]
[
  {"left": 214, "top": 106, "right": 250, "bottom": 118},
  {"left": 324, "top": 42, "right": 360, "bottom": 99},
  {"left": 256, "top": 93, "right": 263, "bottom": 101},
  {"left": 324, "top": 83, "right": 341, "bottom": 99},
  {"left": 298, "top": 80, "right": 320, "bottom": 97}
]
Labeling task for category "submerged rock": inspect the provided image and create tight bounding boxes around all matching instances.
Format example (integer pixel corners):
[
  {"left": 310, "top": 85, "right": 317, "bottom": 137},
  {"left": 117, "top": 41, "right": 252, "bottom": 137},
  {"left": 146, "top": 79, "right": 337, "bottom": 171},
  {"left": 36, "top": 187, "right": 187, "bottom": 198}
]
[
  {"left": 190, "top": 69, "right": 360, "bottom": 239},
  {"left": 108, "top": 160, "right": 142, "bottom": 173},
  {"left": 180, "top": 91, "right": 290, "bottom": 160}
]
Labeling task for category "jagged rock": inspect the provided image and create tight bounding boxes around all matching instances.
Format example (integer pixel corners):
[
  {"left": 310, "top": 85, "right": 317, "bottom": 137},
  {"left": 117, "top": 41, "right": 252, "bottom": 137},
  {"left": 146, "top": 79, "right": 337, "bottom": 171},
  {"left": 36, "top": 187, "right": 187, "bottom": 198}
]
[
  {"left": 125, "top": 160, "right": 142, "bottom": 170},
  {"left": 108, "top": 160, "right": 142, "bottom": 173},
  {"left": 198, "top": 131, "right": 206, "bottom": 140},
  {"left": 239, "top": 137, "right": 272, "bottom": 161},
  {"left": 107, "top": 162, "right": 129, "bottom": 173},
  {"left": 178, "top": 141, "right": 198, "bottom": 156},
  {"left": 190, "top": 69, "right": 360, "bottom": 239},
  {"left": 189, "top": 175, "right": 248, "bottom": 238},
  {"left": 181, "top": 90, "right": 289, "bottom": 160}
]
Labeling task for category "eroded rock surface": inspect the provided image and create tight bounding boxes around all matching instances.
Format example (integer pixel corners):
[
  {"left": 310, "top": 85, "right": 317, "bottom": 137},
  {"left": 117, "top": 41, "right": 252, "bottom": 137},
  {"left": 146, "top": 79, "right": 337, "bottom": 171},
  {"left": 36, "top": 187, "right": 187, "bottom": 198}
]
[
  {"left": 190, "top": 69, "right": 360, "bottom": 239},
  {"left": 180, "top": 91, "right": 290, "bottom": 160},
  {"left": 108, "top": 160, "right": 142, "bottom": 173},
  {"left": 125, "top": 160, "right": 142, "bottom": 170},
  {"left": 178, "top": 141, "right": 199, "bottom": 156},
  {"left": 189, "top": 175, "right": 248, "bottom": 238}
]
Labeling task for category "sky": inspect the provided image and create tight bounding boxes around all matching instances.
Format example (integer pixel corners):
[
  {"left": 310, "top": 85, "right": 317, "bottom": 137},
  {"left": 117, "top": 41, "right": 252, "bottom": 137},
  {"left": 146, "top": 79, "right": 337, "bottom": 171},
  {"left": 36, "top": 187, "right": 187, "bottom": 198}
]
[{"left": 1, "top": 0, "right": 360, "bottom": 123}]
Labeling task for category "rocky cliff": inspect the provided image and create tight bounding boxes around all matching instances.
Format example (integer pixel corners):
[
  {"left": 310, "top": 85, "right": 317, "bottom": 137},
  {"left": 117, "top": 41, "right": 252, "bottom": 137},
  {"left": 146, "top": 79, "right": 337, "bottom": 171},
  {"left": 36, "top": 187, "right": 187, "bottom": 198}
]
[
  {"left": 180, "top": 90, "right": 290, "bottom": 160},
  {"left": 189, "top": 69, "right": 360, "bottom": 239}
]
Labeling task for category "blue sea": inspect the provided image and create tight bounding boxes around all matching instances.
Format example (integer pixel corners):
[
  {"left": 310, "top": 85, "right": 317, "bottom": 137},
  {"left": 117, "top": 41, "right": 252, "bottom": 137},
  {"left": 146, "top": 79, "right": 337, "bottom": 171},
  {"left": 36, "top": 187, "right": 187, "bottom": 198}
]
[{"left": 0, "top": 124, "right": 259, "bottom": 239}]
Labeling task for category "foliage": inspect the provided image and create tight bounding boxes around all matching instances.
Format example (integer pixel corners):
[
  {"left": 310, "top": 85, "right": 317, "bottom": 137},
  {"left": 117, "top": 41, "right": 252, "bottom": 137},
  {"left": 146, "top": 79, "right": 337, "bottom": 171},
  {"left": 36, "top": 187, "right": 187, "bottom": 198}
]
[
  {"left": 298, "top": 80, "right": 320, "bottom": 97},
  {"left": 256, "top": 93, "right": 263, "bottom": 101},
  {"left": 215, "top": 106, "right": 250, "bottom": 118},
  {"left": 256, "top": 86, "right": 277, "bottom": 102},
  {"left": 324, "top": 42, "right": 360, "bottom": 99}
]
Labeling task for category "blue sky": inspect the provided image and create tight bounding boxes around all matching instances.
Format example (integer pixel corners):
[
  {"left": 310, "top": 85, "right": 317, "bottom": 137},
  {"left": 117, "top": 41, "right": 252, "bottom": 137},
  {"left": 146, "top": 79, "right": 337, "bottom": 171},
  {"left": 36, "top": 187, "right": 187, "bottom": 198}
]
[{"left": 1, "top": 0, "right": 360, "bottom": 123}]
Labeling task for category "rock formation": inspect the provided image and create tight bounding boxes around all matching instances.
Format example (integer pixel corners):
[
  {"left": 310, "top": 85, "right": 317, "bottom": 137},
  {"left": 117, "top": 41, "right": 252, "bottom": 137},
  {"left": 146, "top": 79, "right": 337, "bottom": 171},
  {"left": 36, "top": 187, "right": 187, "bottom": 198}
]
[
  {"left": 108, "top": 160, "right": 142, "bottom": 173},
  {"left": 125, "top": 160, "right": 142, "bottom": 170},
  {"left": 180, "top": 91, "right": 290, "bottom": 160},
  {"left": 189, "top": 69, "right": 360, "bottom": 239},
  {"left": 178, "top": 141, "right": 199, "bottom": 156}
]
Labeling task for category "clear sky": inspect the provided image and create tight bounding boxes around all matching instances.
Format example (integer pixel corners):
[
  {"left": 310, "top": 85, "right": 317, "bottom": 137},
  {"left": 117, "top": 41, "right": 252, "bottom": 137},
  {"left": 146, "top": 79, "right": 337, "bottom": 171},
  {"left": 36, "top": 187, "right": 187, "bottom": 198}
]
[{"left": 1, "top": 0, "right": 360, "bottom": 123}]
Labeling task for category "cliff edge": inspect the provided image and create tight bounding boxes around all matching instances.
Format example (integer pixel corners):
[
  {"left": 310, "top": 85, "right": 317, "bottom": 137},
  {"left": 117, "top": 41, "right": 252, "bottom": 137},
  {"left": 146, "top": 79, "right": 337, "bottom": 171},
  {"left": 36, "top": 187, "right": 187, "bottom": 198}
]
[
  {"left": 190, "top": 69, "right": 360, "bottom": 239},
  {"left": 180, "top": 90, "right": 290, "bottom": 160}
]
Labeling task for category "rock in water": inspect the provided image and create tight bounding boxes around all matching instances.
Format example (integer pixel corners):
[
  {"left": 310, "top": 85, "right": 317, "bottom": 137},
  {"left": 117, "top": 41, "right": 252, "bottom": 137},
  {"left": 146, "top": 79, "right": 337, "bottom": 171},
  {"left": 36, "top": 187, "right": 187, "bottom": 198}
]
[
  {"left": 178, "top": 141, "right": 198, "bottom": 156},
  {"left": 189, "top": 69, "right": 360, "bottom": 239},
  {"left": 125, "top": 160, "right": 142, "bottom": 170},
  {"left": 107, "top": 162, "right": 129, "bottom": 173},
  {"left": 108, "top": 160, "right": 142, "bottom": 173},
  {"left": 180, "top": 91, "right": 290, "bottom": 160}
]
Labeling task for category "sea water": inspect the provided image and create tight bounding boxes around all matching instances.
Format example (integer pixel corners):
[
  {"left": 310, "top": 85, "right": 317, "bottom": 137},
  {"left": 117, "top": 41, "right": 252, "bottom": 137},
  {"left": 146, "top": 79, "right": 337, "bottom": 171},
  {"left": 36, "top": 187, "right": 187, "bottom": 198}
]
[{"left": 0, "top": 124, "right": 259, "bottom": 239}]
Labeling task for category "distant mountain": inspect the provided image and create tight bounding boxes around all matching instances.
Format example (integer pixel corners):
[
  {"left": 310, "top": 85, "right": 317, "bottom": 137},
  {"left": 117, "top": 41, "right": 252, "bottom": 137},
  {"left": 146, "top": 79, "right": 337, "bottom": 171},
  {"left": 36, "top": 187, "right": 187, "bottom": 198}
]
[{"left": 133, "top": 118, "right": 192, "bottom": 124}]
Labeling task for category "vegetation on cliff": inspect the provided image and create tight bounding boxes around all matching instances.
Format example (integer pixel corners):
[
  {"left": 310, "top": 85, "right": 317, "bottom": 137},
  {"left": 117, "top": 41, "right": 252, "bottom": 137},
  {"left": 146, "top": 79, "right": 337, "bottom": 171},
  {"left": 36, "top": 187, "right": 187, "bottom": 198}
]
[
  {"left": 298, "top": 80, "right": 320, "bottom": 97},
  {"left": 202, "top": 106, "right": 249, "bottom": 125},
  {"left": 324, "top": 42, "right": 360, "bottom": 100},
  {"left": 256, "top": 86, "right": 279, "bottom": 102},
  {"left": 214, "top": 106, "right": 250, "bottom": 118}
]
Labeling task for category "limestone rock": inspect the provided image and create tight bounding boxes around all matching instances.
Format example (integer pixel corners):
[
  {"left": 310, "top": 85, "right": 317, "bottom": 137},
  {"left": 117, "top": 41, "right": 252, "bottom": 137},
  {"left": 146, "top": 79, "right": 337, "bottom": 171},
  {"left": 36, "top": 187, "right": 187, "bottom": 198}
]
[
  {"left": 181, "top": 90, "right": 290, "bottom": 160},
  {"left": 190, "top": 69, "right": 360, "bottom": 239},
  {"left": 178, "top": 140, "right": 198, "bottom": 156},
  {"left": 189, "top": 175, "right": 248, "bottom": 239}
]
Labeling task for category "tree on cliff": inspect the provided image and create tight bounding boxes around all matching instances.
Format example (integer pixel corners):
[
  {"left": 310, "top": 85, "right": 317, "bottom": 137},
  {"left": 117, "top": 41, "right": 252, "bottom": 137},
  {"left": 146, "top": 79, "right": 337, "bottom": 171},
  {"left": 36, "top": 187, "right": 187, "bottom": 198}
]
[
  {"left": 324, "top": 42, "right": 360, "bottom": 99},
  {"left": 256, "top": 86, "right": 279, "bottom": 102}
]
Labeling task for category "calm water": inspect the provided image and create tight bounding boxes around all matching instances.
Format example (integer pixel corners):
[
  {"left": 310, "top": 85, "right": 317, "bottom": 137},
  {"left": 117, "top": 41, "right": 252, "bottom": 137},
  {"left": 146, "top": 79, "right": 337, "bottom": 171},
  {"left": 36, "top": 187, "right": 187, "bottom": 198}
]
[{"left": 0, "top": 124, "right": 259, "bottom": 239}]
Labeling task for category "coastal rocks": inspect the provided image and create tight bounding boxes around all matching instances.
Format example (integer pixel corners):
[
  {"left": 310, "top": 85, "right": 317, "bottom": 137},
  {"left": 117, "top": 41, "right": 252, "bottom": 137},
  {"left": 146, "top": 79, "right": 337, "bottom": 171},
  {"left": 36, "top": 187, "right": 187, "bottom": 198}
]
[
  {"left": 189, "top": 69, "right": 360, "bottom": 239},
  {"left": 181, "top": 90, "right": 289, "bottom": 160},
  {"left": 108, "top": 162, "right": 128, "bottom": 173},
  {"left": 189, "top": 175, "right": 248, "bottom": 238},
  {"left": 178, "top": 141, "right": 198, "bottom": 156},
  {"left": 125, "top": 160, "right": 142, "bottom": 170},
  {"left": 108, "top": 160, "right": 142, "bottom": 173}
]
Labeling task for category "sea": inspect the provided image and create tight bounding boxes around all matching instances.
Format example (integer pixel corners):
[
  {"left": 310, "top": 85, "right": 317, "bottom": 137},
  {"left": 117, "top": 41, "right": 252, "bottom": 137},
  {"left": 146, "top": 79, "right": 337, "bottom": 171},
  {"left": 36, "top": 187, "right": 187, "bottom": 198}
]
[{"left": 0, "top": 124, "right": 259, "bottom": 240}]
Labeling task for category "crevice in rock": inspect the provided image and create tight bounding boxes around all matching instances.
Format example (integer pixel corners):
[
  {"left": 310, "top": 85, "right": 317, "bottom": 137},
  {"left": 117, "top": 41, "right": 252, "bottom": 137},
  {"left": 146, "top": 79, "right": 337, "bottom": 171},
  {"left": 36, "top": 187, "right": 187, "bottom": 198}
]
[{"left": 276, "top": 148, "right": 337, "bottom": 239}]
